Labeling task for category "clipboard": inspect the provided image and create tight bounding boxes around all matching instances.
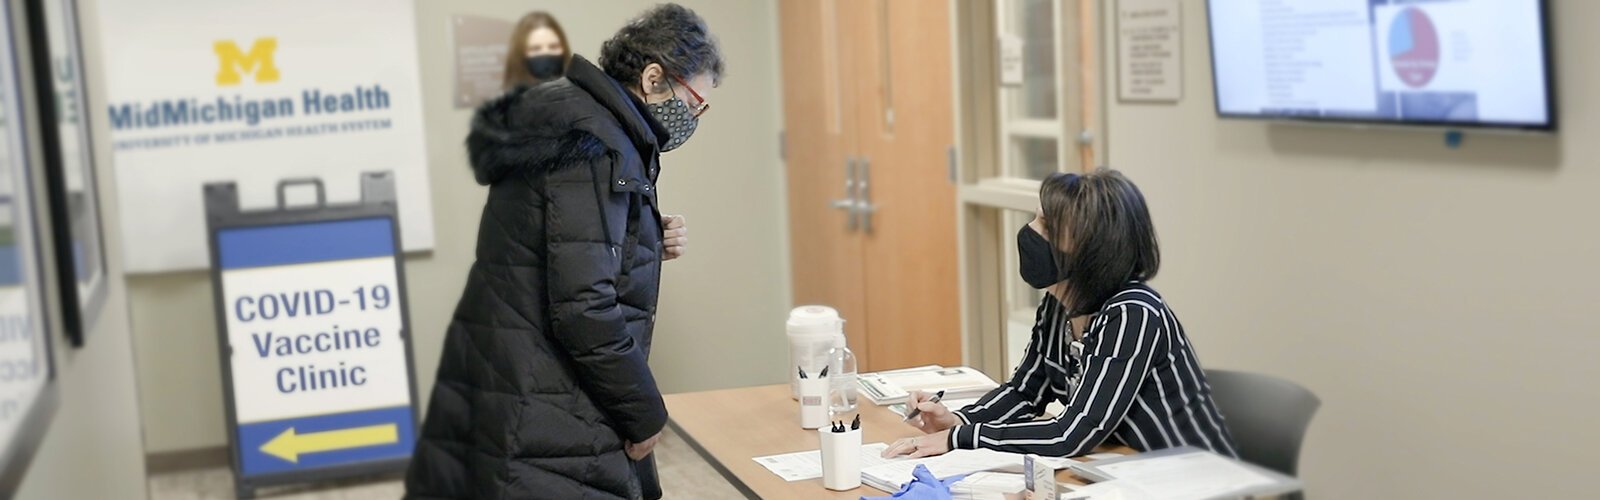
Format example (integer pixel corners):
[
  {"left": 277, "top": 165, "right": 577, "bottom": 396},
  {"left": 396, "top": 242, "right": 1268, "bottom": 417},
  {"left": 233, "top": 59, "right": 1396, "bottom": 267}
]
[{"left": 1068, "top": 446, "right": 1303, "bottom": 499}]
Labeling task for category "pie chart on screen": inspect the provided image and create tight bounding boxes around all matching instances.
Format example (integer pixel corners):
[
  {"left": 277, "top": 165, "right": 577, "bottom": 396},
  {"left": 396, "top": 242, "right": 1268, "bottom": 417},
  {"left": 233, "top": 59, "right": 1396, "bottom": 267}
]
[{"left": 1389, "top": 7, "right": 1440, "bottom": 88}]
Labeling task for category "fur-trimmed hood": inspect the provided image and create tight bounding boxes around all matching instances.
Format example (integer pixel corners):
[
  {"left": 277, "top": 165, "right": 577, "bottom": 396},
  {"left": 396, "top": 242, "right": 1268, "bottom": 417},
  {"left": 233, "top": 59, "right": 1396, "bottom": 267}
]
[{"left": 465, "top": 55, "right": 669, "bottom": 186}]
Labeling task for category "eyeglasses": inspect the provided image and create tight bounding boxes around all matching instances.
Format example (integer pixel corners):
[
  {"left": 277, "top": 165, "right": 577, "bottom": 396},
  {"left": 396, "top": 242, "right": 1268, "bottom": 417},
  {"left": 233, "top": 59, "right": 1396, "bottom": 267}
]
[{"left": 671, "top": 75, "right": 710, "bottom": 118}]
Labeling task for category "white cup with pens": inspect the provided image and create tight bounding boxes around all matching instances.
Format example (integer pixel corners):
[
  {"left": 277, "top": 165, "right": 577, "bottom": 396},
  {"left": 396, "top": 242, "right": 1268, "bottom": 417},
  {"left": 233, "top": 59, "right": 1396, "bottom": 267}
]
[
  {"left": 797, "top": 366, "right": 829, "bottom": 430},
  {"left": 820, "top": 414, "right": 862, "bottom": 491}
]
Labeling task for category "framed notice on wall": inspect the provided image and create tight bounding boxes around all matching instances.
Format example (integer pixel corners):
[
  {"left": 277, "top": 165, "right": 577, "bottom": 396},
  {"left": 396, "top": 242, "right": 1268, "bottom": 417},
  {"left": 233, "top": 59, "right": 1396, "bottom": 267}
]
[
  {"left": 22, "top": 0, "right": 106, "bottom": 347},
  {"left": 94, "top": 0, "right": 436, "bottom": 273},
  {"left": 1118, "top": 0, "right": 1183, "bottom": 102},
  {"left": 451, "top": 14, "right": 513, "bottom": 109}
]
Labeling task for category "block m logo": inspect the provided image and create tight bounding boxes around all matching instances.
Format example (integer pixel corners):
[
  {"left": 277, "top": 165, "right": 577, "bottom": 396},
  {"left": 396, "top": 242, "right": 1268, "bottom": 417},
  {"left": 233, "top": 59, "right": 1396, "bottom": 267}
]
[{"left": 214, "top": 37, "right": 280, "bottom": 86}]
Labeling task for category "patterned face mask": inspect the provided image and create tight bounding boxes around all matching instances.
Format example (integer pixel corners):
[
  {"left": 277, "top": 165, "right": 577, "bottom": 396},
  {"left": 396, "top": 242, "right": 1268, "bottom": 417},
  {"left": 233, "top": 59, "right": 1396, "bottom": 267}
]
[{"left": 646, "top": 87, "right": 701, "bottom": 152}]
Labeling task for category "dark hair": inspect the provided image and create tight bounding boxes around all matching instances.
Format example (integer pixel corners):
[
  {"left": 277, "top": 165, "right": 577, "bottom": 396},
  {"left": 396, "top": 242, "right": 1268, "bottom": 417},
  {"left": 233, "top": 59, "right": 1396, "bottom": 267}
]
[
  {"left": 1039, "top": 168, "right": 1161, "bottom": 315},
  {"left": 503, "top": 12, "right": 571, "bottom": 89},
  {"left": 599, "top": 4, "right": 725, "bottom": 88}
]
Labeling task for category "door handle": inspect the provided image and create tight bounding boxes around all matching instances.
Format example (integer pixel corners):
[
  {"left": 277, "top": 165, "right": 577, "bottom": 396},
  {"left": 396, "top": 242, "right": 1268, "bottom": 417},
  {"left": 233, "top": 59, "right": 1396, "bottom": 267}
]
[
  {"left": 858, "top": 157, "right": 878, "bottom": 234},
  {"left": 829, "top": 157, "right": 860, "bottom": 231}
]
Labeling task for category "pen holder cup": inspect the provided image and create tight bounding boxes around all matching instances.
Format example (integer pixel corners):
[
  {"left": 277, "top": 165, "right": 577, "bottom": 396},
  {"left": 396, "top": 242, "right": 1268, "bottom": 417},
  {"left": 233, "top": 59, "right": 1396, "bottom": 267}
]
[
  {"left": 819, "top": 427, "right": 862, "bottom": 491},
  {"left": 797, "top": 377, "right": 829, "bottom": 430}
]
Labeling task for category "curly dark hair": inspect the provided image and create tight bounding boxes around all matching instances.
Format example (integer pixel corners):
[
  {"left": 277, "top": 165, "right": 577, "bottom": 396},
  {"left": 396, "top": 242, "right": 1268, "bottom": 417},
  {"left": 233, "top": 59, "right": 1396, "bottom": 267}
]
[{"left": 599, "top": 4, "right": 725, "bottom": 89}]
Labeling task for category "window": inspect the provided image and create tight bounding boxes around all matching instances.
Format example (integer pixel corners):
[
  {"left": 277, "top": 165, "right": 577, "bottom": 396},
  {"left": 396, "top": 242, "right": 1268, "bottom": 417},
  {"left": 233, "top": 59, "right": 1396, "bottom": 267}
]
[
  {"left": 997, "top": 0, "right": 1065, "bottom": 180},
  {"left": 951, "top": 0, "right": 1102, "bottom": 378}
]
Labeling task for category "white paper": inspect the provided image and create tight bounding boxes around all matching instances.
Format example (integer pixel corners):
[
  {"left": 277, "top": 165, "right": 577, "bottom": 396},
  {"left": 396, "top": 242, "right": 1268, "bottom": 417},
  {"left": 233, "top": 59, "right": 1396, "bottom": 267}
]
[
  {"left": 862, "top": 448, "right": 1035, "bottom": 491},
  {"left": 1094, "top": 452, "right": 1275, "bottom": 500},
  {"left": 1025, "top": 454, "right": 1079, "bottom": 471},
  {"left": 1059, "top": 480, "right": 1158, "bottom": 500},
  {"left": 859, "top": 366, "right": 999, "bottom": 405},
  {"left": 951, "top": 471, "right": 1025, "bottom": 500},
  {"left": 752, "top": 442, "right": 901, "bottom": 482},
  {"left": 998, "top": 34, "right": 1024, "bottom": 86}
]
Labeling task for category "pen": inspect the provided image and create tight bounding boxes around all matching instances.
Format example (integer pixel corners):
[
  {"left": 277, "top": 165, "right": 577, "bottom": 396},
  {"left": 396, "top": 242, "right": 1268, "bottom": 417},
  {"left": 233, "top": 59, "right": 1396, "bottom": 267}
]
[
  {"left": 798, "top": 366, "right": 807, "bottom": 379},
  {"left": 819, "top": 365, "right": 829, "bottom": 378},
  {"left": 902, "top": 390, "right": 946, "bottom": 422},
  {"left": 851, "top": 414, "right": 860, "bottom": 431}
]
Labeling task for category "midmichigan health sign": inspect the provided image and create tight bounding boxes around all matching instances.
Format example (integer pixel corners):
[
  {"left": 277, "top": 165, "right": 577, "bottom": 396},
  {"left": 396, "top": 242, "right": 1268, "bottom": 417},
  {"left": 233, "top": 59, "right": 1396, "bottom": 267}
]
[{"left": 95, "top": 0, "right": 436, "bottom": 273}]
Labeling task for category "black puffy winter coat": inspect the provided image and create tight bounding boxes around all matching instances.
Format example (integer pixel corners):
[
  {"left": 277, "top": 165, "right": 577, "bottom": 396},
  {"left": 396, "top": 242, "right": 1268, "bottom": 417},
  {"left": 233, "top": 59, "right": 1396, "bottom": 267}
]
[{"left": 406, "top": 55, "right": 671, "bottom": 500}]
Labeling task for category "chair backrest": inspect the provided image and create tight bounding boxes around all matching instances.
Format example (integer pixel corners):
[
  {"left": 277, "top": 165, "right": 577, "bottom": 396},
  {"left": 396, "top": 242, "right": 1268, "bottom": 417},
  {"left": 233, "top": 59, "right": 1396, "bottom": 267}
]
[{"left": 1204, "top": 369, "right": 1320, "bottom": 477}]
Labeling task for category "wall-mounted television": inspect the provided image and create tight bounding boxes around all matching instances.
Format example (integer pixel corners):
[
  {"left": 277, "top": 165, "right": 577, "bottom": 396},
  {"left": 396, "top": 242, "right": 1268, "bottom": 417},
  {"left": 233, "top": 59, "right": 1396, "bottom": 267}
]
[{"left": 1207, "top": 0, "right": 1555, "bottom": 131}]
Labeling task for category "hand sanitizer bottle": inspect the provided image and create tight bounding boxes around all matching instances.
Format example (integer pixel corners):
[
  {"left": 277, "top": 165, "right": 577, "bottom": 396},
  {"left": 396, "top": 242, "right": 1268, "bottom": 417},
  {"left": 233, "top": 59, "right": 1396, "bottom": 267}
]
[{"left": 827, "top": 334, "right": 857, "bottom": 413}]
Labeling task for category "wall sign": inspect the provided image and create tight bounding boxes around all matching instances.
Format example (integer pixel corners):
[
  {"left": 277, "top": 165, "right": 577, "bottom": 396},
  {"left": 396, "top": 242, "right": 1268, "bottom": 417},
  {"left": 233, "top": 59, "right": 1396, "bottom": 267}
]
[
  {"left": 999, "top": 33, "right": 1025, "bottom": 87},
  {"left": 95, "top": 0, "right": 435, "bottom": 273},
  {"left": 205, "top": 173, "right": 417, "bottom": 497},
  {"left": 1118, "top": 0, "right": 1183, "bottom": 102},
  {"left": 451, "top": 15, "right": 513, "bottom": 109}
]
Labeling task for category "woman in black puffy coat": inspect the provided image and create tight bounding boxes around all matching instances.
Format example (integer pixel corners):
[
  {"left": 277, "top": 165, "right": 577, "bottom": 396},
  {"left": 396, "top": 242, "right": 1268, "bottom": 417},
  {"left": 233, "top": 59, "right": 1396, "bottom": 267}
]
[{"left": 405, "top": 5, "right": 721, "bottom": 499}]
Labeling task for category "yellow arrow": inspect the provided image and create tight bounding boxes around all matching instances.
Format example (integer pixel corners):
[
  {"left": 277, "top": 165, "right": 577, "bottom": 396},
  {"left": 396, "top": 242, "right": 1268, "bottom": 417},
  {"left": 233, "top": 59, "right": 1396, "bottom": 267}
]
[{"left": 260, "top": 423, "right": 399, "bottom": 463}]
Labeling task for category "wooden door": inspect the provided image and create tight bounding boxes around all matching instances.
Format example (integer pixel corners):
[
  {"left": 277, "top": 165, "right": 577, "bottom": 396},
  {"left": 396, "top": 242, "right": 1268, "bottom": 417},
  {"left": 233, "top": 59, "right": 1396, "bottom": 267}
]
[
  {"left": 850, "top": 0, "right": 962, "bottom": 371},
  {"left": 778, "top": 0, "right": 869, "bottom": 362}
]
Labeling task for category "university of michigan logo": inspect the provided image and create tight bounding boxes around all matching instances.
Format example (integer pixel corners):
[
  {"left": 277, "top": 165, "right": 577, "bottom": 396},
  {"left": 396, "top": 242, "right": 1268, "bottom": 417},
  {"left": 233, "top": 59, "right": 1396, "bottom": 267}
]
[{"left": 214, "top": 38, "right": 280, "bottom": 86}]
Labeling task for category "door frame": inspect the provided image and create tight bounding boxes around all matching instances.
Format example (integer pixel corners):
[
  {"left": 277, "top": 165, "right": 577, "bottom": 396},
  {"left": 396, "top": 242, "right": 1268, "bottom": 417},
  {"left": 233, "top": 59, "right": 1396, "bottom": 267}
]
[{"left": 948, "top": 0, "right": 1111, "bottom": 379}]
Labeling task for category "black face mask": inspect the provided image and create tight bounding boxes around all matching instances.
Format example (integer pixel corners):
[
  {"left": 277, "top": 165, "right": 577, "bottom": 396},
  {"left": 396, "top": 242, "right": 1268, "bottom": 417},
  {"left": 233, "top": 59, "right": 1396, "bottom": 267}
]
[
  {"left": 1017, "top": 224, "right": 1067, "bottom": 289},
  {"left": 525, "top": 55, "right": 564, "bottom": 80}
]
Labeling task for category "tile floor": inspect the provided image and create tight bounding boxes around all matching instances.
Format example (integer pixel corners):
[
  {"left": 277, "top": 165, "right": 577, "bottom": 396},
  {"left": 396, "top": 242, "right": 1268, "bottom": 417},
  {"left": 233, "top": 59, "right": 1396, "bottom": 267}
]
[{"left": 147, "top": 427, "right": 745, "bottom": 499}]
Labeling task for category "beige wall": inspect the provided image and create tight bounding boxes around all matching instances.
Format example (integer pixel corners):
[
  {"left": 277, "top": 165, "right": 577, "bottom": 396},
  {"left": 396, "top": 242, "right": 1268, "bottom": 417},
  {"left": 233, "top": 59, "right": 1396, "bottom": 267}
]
[
  {"left": 1102, "top": 0, "right": 1597, "bottom": 497},
  {"left": 130, "top": 0, "right": 791, "bottom": 454},
  {"left": 16, "top": 0, "right": 148, "bottom": 497}
]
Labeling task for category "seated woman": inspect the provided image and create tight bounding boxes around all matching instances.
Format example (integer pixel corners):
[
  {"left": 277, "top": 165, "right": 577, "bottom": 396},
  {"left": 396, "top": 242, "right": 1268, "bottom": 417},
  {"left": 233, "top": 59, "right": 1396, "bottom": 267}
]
[{"left": 885, "top": 168, "right": 1238, "bottom": 459}]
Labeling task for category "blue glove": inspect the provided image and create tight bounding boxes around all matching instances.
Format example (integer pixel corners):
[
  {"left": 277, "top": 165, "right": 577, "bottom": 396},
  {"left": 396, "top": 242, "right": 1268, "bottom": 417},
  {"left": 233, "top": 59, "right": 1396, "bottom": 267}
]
[{"left": 860, "top": 464, "right": 969, "bottom": 500}]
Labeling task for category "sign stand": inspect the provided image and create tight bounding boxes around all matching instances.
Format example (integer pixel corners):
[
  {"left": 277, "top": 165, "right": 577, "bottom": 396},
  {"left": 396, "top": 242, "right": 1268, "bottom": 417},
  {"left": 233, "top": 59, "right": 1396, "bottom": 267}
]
[{"left": 204, "top": 172, "right": 420, "bottom": 499}]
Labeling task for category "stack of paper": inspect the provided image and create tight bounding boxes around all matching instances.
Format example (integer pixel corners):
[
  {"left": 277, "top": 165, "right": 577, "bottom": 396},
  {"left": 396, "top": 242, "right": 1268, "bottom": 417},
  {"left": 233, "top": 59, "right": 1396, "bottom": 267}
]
[
  {"left": 949, "top": 472, "right": 1026, "bottom": 500},
  {"left": 1058, "top": 480, "right": 1157, "bottom": 500},
  {"left": 857, "top": 365, "right": 999, "bottom": 405},
  {"left": 1068, "top": 447, "right": 1300, "bottom": 500},
  {"left": 859, "top": 448, "right": 1073, "bottom": 492},
  {"left": 751, "top": 443, "right": 904, "bottom": 482},
  {"left": 887, "top": 397, "right": 983, "bottom": 418}
]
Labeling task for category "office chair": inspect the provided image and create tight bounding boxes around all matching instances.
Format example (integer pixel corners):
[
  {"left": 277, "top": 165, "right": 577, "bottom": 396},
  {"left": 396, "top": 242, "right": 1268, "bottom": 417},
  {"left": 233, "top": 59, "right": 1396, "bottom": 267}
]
[{"left": 1205, "top": 369, "right": 1320, "bottom": 478}]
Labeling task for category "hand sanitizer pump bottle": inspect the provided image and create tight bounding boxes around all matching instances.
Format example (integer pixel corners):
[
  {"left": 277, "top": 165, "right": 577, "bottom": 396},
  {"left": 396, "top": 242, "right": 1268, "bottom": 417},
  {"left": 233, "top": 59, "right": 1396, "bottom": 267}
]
[{"left": 827, "top": 334, "right": 858, "bottom": 413}]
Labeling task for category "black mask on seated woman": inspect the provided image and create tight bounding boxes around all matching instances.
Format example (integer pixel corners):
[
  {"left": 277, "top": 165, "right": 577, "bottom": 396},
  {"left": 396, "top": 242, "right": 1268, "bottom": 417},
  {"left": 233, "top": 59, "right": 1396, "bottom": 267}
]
[
  {"left": 525, "top": 55, "right": 564, "bottom": 79},
  {"left": 1017, "top": 224, "right": 1067, "bottom": 289}
]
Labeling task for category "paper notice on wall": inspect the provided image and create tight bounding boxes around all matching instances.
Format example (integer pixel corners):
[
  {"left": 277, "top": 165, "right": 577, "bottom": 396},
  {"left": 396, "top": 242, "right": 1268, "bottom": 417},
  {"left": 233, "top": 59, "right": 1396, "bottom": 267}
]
[
  {"left": 1118, "top": 0, "right": 1183, "bottom": 102},
  {"left": 999, "top": 34, "right": 1025, "bottom": 87}
]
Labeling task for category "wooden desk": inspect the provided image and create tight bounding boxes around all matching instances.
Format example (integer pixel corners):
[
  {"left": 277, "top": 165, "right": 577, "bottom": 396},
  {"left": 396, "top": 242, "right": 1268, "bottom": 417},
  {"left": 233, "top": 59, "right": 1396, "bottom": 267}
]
[{"left": 665, "top": 384, "right": 1131, "bottom": 500}]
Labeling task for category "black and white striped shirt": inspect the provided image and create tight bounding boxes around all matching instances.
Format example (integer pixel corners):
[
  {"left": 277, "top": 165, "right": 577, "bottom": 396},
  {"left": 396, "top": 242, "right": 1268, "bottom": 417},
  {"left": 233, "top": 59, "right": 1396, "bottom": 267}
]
[{"left": 948, "top": 283, "right": 1239, "bottom": 458}]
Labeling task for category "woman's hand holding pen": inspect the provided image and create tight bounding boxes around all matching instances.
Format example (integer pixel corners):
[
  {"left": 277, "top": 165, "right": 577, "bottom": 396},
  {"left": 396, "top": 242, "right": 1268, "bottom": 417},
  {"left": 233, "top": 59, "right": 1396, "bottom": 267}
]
[{"left": 905, "top": 390, "right": 960, "bottom": 434}]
